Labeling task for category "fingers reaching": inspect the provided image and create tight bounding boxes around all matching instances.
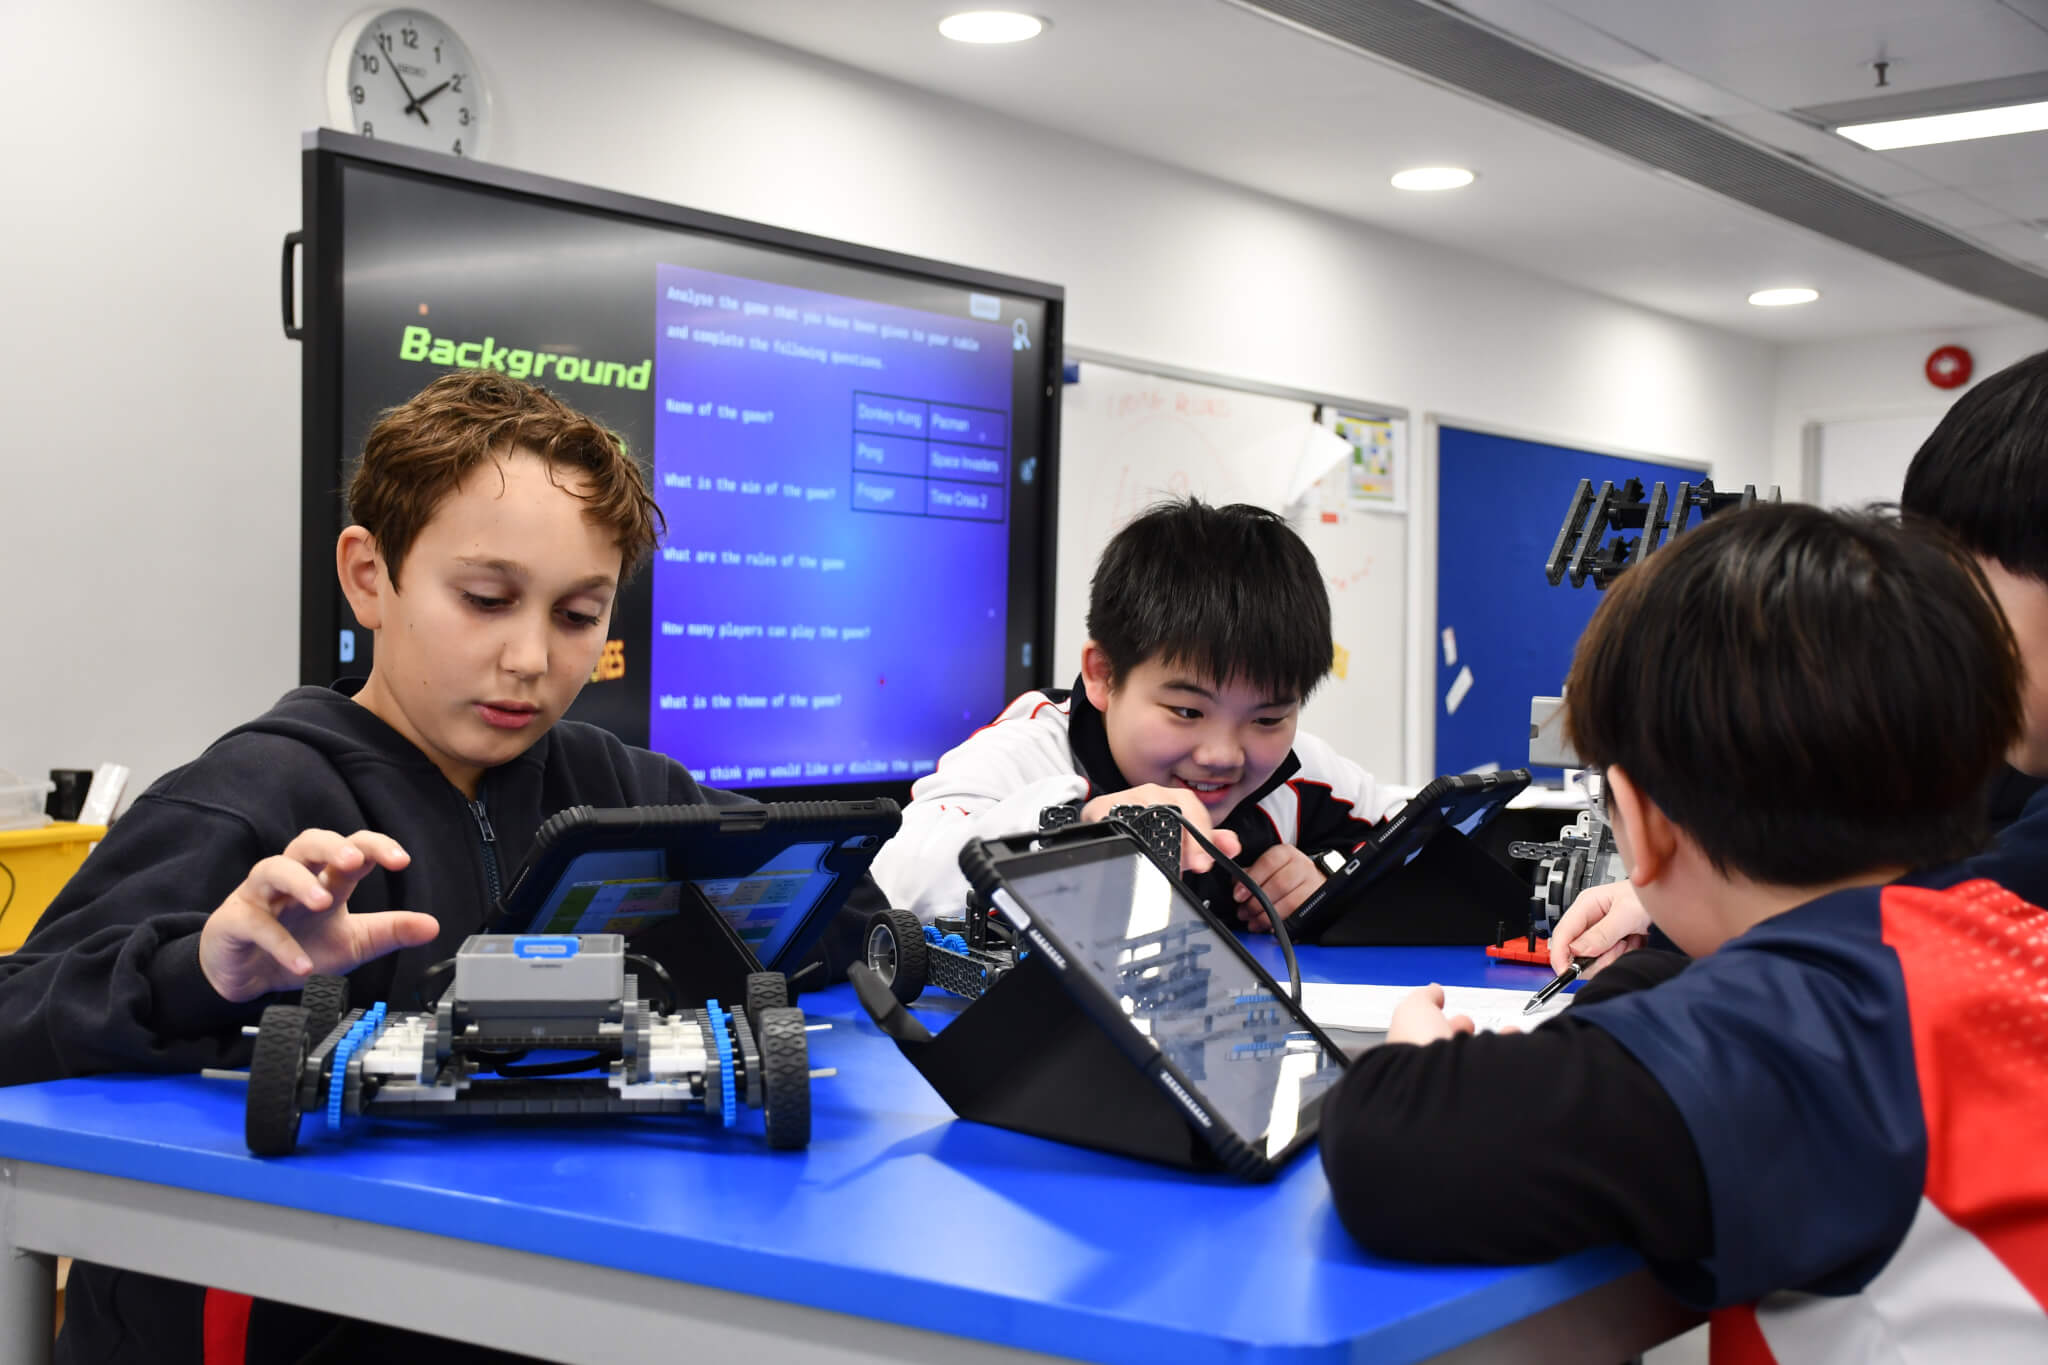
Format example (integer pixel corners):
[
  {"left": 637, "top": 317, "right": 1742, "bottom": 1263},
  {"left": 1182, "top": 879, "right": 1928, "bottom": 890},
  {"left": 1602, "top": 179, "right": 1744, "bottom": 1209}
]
[
  {"left": 348, "top": 910, "right": 442, "bottom": 964},
  {"left": 246, "top": 854, "right": 333, "bottom": 916},
  {"left": 239, "top": 908, "right": 315, "bottom": 981},
  {"left": 201, "top": 827, "right": 415, "bottom": 1004}
]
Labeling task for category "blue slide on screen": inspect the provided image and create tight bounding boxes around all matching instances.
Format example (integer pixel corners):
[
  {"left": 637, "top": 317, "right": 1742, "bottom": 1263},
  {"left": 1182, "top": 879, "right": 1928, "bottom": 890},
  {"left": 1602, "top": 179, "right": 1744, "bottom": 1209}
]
[{"left": 650, "top": 265, "right": 1015, "bottom": 789}]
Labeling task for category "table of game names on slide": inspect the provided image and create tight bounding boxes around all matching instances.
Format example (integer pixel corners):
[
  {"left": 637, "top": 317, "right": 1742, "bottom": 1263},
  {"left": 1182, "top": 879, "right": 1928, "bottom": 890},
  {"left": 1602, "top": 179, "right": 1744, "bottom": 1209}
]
[{"left": 649, "top": 265, "right": 1018, "bottom": 790}]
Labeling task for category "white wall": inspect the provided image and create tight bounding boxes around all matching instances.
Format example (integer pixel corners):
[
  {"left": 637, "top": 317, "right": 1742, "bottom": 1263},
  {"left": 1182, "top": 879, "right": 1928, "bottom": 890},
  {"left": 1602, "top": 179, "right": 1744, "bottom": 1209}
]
[
  {"left": 1772, "top": 320, "right": 2048, "bottom": 496},
  {"left": 0, "top": 0, "right": 1779, "bottom": 801}
]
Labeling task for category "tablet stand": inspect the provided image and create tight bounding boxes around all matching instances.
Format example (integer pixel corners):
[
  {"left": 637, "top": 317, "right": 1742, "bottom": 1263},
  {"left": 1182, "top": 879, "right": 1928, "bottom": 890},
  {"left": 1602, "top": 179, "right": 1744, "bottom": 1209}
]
[
  {"left": 626, "top": 891, "right": 765, "bottom": 1006},
  {"left": 851, "top": 953, "right": 1226, "bottom": 1173},
  {"left": 1298, "top": 825, "right": 1529, "bottom": 946}
]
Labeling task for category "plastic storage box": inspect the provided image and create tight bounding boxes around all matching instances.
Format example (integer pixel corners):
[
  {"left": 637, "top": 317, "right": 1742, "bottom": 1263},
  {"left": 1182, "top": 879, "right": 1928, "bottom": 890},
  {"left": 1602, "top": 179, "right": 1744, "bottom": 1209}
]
[
  {"left": 0, "top": 823, "right": 106, "bottom": 953},
  {"left": 0, "top": 774, "right": 55, "bottom": 831}
]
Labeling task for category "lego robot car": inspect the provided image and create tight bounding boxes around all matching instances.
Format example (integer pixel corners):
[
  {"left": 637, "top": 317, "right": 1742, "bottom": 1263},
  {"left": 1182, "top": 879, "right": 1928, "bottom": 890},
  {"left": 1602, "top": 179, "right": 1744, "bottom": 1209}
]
[{"left": 243, "top": 933, "right": 812, "bottom": 1154}]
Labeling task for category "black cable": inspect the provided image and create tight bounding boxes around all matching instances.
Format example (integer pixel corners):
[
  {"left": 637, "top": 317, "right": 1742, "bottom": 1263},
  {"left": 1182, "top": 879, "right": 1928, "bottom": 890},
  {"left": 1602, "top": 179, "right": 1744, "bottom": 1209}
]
[
  {"left": 413, "top": 956, "right": 457, "bottom": 1011},
  {"left": 0, "top": 861, "right": 13, "bottom": 921},
  {"left": 1161, "top": 809, "right": 1301, "bottom": 1007},
  {"left": 625, "top": 953, "right": 678, "bottom": 1016}
]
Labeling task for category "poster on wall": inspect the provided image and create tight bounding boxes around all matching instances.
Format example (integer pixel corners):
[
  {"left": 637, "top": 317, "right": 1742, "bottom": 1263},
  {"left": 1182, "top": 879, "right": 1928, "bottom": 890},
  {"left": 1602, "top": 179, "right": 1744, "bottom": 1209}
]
[{"left": 1328, "top": 412, "right": 1405, "bottom": 512}]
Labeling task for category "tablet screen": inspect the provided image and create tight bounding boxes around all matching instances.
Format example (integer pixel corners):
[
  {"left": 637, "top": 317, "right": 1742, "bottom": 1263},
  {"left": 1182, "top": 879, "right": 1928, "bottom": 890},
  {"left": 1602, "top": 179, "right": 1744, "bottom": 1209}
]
[
  {"left": 523, "top": 842, "right": 837, "bottom": 964},
  {"left": 1004, "top": 846, "right": 1343, "bottom": 1158}
]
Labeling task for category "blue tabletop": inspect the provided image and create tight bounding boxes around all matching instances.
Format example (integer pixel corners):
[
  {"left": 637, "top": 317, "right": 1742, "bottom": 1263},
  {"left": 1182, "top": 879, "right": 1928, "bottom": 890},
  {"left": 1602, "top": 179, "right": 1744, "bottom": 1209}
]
[{"left": 0, "top": 944, "right": 1629, "bottom": 1365}]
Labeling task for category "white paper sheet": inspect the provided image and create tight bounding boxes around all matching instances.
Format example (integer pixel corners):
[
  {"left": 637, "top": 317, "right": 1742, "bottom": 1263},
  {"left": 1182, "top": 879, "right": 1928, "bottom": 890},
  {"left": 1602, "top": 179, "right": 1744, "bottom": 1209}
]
[
  {"left": 1300, "top": 982, "right": 1572, "bottom": 1035},
  {"left": 1444, "top": 664, "right": 1475, "bottom": 715}
]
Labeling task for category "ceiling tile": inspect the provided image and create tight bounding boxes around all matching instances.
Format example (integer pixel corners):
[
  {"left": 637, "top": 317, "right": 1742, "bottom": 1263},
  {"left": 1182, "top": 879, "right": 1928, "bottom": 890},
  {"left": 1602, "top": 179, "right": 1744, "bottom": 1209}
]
[
  {"left": 1619, "top": 62, "right": 1771, "bottom": 119},
  {"left": 1531, "top": 0, "right": 2048, "bottom": 109},
  {"left": 1440, "top": 0, "right": 1657, "bottom": 72},
  {"left": 1880, "top": 130, "right": 2048, "bottom": 187},
  {"left": 1972, "top": 178, "right": 2048, "bottom": 215},
  {"left": 1964, "top": 219, "right": 2048, "bottom": 259},
  {"left": 1999, "top": 0, "right": 2048, "bottom": 36},
  {"left": 1889, "top": 186, "right": 2021, "bottom": 226}
]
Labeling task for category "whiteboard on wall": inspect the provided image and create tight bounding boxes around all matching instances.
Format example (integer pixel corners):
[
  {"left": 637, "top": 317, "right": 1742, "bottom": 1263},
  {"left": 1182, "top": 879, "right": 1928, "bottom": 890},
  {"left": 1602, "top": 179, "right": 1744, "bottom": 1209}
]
[
  {"left": 1810, "top": 413, "right": 1946, "bottom": 508},
  {"left": 1055, "top": 358, "right": 1407, "bottom": 781}
]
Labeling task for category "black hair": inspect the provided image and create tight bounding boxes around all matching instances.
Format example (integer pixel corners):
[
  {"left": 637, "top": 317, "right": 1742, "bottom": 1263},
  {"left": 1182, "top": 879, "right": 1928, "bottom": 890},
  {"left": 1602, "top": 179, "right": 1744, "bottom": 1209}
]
[
  {"left": 1566, "top": 502, "right": 2020, "bottom": 885},
  {"left": 1901, "top": 348, "right": 2048, "bottom": 581},
  {"left": 1087, "top": 498, "right": 1332, "bottom": 701}
]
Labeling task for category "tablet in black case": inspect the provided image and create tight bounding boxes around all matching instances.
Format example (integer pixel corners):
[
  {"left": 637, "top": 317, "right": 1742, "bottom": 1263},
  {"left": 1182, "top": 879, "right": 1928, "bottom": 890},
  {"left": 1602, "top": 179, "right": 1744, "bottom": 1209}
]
[
  {"left": 962, "top": 822, "right": 1348, "bottom": 1178},
  {"left": 1287, "top": 769, "right": 1531, "bottom": 943},
  {"left": 499, "top": 800, "right": 899, "bottom": 1000}
]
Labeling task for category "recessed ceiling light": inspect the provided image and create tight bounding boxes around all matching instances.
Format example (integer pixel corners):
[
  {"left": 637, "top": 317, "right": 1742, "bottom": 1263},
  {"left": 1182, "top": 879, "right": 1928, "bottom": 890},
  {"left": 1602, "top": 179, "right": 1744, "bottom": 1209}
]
[
  {"left": 1836, "top": 99, "right": 2048, "bottom": 150},
  {"left": 1390, "top": 166, "right": 1476, "bottom": 192},
  {"left": 1749, "top": 287, "right": 1820, "bottom": 307},
  {"left": 939, "top": 11, "right": 1046, "bottom": 44}
]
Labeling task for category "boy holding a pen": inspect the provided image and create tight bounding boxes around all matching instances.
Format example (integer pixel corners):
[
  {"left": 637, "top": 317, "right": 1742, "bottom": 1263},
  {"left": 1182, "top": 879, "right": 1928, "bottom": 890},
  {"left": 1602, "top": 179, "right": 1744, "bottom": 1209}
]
[
  {"left": 1551, "top": 346, "right": 2048, "bottom": 965},
  {"left": 1318, "top": 503, "right": 2048, "bottom": 1359}
]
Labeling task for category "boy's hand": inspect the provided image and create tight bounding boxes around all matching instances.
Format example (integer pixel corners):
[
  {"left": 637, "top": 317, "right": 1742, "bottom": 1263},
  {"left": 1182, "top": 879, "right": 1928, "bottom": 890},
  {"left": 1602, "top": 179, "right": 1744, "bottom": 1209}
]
[
  {"left": 1081, "top": 786, "right": 1243, "bottom": 874},
  {"left": 199, "top": 829, "right": 440, "bottom": 1004},
  {"left": 1386, "top": 984, "right": 1475, "bottom": 1046},
  {"left": 1548, "top": 880, "right": 1652, "bottom": 977},
  {"left": 1231, "top": 843, "right": 1324, "bottom": 932}
]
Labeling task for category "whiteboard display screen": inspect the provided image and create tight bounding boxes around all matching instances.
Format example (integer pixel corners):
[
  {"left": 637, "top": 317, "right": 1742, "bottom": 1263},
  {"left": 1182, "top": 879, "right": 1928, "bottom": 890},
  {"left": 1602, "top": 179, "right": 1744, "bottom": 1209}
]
[{"left": 1057, "top": 362, "right": 1406, "bottom": 781}]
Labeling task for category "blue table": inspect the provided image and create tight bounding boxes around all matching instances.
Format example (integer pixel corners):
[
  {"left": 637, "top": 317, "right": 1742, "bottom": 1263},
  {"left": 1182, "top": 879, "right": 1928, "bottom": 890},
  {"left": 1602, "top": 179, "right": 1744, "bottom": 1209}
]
[{"left": 0, "top": 945, "right": 1692, "bottom": 1364}]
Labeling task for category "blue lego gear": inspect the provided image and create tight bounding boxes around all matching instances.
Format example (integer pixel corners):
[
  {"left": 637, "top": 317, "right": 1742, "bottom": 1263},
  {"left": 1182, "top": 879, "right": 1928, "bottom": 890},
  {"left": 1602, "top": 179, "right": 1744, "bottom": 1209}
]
[
  {"left": 922, "top": 924, "right": 944, "bottom": 945},
  {"left": 705, "top": 1000, "right": 737, "bottom": 1128},
  {"left": 940, "top": 933, "right": 969, "bottom": 954},
  {"left": 327, "top": 1022, "right": 364, "bottom": 1130},
  {"left": 324, "top": 1007, "right": 389, "bottom": 1130}
]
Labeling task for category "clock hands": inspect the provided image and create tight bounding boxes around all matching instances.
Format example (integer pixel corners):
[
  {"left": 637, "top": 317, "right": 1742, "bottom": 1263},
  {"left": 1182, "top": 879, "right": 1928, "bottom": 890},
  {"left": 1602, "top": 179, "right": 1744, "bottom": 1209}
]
[
  {"left": 404, "top": 79, "right": 452, "bottom": 120},
  {"left": 382, "top": 52, "right": 432, "bottom": 127}
]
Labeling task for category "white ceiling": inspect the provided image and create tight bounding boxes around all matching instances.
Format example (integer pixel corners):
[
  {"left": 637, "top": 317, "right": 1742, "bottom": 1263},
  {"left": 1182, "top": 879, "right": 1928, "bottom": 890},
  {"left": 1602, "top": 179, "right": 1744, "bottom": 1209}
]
[
  {"left": 1455, "top": 0, "right": 2048, "bottom": 261},
  {"left": 648, "top": 0, "right": 2048, "bottom": 343}
]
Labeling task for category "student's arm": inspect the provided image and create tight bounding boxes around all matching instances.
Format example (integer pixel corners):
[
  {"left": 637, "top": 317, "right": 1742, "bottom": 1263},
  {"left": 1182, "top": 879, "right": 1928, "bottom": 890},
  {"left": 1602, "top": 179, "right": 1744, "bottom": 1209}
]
[
  {"left": 866, "top": 704, "right": 1087, "bottom": 919},
  {"left": 0, "top": 797, "right": 280, "bottom": 1085},
  {"left": 1318, "top": 1016, "right": 1713, "bottom": 1264},
  {"left": 870, "top": 766, "right": 1087, "bottom": 920},
  {"left": 1286, "top": 732, "right": 1389, "bottom": 855}
]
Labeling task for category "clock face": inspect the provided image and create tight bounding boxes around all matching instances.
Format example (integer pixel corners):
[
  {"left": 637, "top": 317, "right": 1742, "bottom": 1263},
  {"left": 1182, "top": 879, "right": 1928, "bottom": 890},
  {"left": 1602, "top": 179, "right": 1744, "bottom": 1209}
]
[{"left": 330, "top": 9, "right": 486, "bottom": 158}]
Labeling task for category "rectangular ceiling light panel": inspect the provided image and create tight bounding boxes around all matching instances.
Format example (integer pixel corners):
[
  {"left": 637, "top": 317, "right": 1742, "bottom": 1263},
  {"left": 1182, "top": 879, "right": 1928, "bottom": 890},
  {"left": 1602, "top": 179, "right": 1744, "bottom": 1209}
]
[{"left": 1837, "top": 100, "right": 2048, "bottom": 151}]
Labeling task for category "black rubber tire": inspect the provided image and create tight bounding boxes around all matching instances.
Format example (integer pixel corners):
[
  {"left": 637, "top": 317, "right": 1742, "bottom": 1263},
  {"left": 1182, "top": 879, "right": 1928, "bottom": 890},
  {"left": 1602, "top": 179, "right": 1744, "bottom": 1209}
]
[
  {"left": 757, "top": 1005, "right": 811, "bottom": 1150},
  {"left": 246, "top": 1004, "right": 310, "bottom": 1157},
  {"left": 744, "top": 971, "right": 789, "bottom": 1037},
  {"left": 299, "top": 975, "right": 349, "bottom": 1044},
  {"left": 864, "top": 908, "right": 928, "bottom": 1004}
]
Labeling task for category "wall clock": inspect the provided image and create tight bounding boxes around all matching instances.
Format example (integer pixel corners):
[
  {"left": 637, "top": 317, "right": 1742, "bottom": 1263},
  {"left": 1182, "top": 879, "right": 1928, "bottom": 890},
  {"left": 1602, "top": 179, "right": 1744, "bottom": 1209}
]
[{"left": 327, "top": 8, "right": 488, "bottom": 158}]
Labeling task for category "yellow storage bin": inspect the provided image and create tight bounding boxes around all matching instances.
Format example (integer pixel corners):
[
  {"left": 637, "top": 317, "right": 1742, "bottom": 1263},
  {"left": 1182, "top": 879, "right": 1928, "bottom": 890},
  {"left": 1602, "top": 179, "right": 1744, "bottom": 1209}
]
[{"left": 0, "top": 822, "right": 107, "bottom": 953}]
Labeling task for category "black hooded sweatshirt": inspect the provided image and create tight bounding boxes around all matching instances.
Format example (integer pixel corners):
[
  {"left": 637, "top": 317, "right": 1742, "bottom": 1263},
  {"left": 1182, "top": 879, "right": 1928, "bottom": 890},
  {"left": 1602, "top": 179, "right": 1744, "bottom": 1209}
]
[{"left": 3, "top": 682, "right": 733, "bottom": 1365}]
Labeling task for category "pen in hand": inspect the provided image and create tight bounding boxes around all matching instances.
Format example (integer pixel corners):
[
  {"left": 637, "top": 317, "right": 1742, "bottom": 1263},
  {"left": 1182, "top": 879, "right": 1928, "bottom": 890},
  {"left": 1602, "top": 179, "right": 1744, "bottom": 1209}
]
[{"left": 1523, "top": 957, "right": 1595, "bottom": 1015}]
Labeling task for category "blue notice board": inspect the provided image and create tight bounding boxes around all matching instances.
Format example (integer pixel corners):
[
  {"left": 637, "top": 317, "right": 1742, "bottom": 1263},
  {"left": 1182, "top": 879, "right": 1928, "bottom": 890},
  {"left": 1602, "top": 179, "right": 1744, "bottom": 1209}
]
[{"left": 1435, "top": 426, "right": 1700, "bottom": 779}]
